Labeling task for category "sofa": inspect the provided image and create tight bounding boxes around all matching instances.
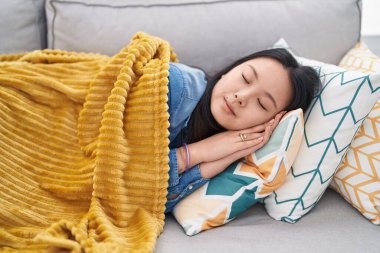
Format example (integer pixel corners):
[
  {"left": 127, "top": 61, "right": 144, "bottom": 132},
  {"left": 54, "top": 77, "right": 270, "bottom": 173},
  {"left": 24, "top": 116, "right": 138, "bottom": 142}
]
[{"left": 1, "top": 0, "right": 379, "bottom": 252}]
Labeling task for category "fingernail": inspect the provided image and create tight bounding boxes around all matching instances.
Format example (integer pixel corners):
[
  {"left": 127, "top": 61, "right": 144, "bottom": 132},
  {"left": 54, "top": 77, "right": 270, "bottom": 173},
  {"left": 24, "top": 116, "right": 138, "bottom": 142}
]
[
  {"left": 257, "top": 137, "right": 263, "bottom": 141},
  {"left": 269, "top": 119, "right": 274, "bottom": 125}
]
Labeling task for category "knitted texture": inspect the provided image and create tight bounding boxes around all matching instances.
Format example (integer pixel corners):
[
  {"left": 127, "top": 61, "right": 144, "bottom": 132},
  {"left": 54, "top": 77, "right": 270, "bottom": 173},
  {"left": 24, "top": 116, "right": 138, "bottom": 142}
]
[{"left": 0, "top": 31, "right": 177, "bottom": 252}]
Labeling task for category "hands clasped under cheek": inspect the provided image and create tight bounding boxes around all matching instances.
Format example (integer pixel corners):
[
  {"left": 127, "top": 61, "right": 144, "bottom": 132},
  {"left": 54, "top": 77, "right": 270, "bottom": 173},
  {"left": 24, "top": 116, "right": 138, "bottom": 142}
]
[{"left": 197, "top": 111, "right": 287, "bottom": 164}]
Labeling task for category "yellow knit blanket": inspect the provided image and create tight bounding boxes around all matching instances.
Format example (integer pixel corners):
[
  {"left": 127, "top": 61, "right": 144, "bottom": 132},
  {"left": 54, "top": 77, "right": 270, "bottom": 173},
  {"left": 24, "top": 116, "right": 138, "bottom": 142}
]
[{"left": 0, "top": 31, "right": 177, "bottom": 253}]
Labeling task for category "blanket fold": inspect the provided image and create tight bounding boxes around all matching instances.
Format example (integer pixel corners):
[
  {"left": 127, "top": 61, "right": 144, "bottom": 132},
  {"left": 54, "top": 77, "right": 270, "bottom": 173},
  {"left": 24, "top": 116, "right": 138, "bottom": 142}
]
[{"left": 0, "top": 31, "right": 177, "bottom": 253}]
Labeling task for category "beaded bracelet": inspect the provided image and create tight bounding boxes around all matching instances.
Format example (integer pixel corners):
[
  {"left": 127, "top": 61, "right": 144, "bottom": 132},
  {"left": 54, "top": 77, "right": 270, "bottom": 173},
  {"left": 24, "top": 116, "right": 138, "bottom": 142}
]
[{"left": 182, "top": 143, "right": 190, "bottom": 170}]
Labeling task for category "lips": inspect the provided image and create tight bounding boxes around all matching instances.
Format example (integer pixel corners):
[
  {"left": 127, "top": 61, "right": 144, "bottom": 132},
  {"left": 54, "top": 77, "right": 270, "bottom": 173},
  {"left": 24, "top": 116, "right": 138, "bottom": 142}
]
[{"left": 224, "top": 97, "right": 236, "bottom": 116}]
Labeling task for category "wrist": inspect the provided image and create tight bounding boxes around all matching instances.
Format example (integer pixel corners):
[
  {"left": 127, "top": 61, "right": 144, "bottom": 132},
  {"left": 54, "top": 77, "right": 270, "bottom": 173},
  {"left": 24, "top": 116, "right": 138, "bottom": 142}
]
[
  {"left": 183, "top": 143, "right": 190, "bottom": 169},
  {"left": 188, "top": 142, "right": 203, "bottom": 165},
  {"left": 176, "top": 147, "right": 187, "bottom": 174},
  {"left": 176, "top": 142, "right": 204, "bottom": 175}
]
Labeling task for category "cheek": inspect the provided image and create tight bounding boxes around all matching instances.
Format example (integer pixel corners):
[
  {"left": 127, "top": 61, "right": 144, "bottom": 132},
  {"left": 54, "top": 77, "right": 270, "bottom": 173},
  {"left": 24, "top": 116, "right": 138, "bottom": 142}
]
[
  {"left": 243, "top": 110, "right": 273, "bottom": 127},
  {"left": 239, "top": 112, "right": 261, "bottom": 128}
]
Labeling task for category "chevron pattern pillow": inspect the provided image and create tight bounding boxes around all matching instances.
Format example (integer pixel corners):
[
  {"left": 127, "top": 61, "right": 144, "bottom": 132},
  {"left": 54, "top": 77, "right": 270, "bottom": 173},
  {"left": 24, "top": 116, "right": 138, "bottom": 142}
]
[
  {"left": 263, "top": 38, "right": 380, "bottom": 223},
  {"left": 329, "top": 41, "right": 380, "bottom": 225},
  {"left": 172, "top": 109, "right": 304, "bottom": 236}
]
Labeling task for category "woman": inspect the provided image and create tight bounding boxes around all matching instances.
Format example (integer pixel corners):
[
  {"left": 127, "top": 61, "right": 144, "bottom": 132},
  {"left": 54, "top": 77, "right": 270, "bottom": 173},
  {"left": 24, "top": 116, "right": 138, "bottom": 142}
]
[{"left": 165, "top": 48, "right": 321, "bottom": 213}]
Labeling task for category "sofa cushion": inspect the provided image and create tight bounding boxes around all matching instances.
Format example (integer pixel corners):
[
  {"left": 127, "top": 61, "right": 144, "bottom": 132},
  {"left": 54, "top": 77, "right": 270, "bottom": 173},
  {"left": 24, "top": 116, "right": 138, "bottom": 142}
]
[
  {"left": 329, "top": 41, "right": 380, "bottom": 225},
  {"left": 45, "top": 0, "right": 360, "bottom": 76},
  {"left": 156, "top": 189, "right": 380, "bottom": 253},
  {"left": 262, "top": 38, "right": 380, "bottom": 223},
  {"left": 0, "top": 0, "right": 46, "bottom": 54}
]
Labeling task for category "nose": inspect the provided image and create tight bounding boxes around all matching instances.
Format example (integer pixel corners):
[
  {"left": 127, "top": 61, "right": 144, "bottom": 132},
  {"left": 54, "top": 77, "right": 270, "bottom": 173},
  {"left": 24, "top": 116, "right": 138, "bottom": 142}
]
[
  {"left": 233, "top": 84, "right": 259, "bottom": 107},
  {"left": 233, "top": 93, "right": 245, "bottom": 106}
]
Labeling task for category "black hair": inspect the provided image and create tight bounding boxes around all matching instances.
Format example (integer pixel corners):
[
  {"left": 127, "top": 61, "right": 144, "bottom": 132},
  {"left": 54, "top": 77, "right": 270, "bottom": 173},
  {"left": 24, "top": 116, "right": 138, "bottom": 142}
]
[{"left": 179, "top": 48, "right": 321, "bottom": 145}]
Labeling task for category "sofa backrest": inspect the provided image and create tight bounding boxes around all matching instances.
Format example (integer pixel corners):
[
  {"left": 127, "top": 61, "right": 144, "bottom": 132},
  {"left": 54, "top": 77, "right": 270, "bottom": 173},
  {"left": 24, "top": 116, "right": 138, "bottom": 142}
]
[
  {"left": 0, "top": 0, "right": 46, "bottom": 54},
  {"left": 1, "top": 0, "right": 362, "bottom": 76}
]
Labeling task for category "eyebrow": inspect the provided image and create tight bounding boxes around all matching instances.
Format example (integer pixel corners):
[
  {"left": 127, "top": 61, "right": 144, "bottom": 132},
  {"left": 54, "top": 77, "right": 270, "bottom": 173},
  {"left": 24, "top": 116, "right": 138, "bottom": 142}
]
[
  {"left": 248, "top": 64, "right": 278, "bottom": 110},
  {"left": 248, "top": 64, "right": 259, "bottom": 80}
]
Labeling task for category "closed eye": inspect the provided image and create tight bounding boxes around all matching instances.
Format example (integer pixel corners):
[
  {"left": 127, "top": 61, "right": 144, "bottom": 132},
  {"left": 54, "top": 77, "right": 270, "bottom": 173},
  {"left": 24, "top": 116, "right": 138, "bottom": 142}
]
[
  {"left": 258, "top": 99, "right": 267, "bottom": 111},
  {"left": 241, "top": 73, "right": 249, "bottom": 84}
]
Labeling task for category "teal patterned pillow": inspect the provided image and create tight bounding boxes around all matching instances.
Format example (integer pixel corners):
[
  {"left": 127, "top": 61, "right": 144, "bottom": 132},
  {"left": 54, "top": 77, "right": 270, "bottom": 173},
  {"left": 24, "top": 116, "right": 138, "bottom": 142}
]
[
  {"left": 172, "top": 109, "right": 304, "bottom": 235},
  {"left": 263, "top": 39, "right": 380, "bottom": 223}
]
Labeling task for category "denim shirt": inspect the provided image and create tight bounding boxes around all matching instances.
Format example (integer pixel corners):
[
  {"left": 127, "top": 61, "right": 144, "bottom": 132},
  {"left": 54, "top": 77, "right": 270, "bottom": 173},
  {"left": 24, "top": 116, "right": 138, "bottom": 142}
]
[{"left": 165, "top": 62, "right": 210, "bottom": 213}]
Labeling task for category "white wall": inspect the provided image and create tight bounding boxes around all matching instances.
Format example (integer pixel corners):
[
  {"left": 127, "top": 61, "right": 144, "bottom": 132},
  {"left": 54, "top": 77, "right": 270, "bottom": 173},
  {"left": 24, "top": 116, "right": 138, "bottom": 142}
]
[{"left": 361, "top": 0, "right": 380, "bottom": 36}]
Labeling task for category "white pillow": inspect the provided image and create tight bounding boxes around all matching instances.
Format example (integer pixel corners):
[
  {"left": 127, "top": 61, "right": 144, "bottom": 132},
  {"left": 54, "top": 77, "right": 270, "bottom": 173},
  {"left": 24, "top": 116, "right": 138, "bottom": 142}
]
[{"left": 262, "top": 38, "right": 380, "bottom": 223}]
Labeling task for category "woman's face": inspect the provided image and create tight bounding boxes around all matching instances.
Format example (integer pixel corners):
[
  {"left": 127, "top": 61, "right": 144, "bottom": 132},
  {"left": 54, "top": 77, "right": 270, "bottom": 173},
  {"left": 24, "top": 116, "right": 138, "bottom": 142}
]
[{"left": 210, "top": 57, "right": 293, "bottom": 130}]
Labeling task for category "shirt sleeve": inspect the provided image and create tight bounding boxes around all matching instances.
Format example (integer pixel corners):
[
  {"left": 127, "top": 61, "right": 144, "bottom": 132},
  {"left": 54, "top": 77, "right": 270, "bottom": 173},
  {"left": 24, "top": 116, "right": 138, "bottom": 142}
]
[
  {"left": 165, "top": 63, "right": 209, "bottom": 212},
  {"left": 167, "top": 62, "right": 207, "bottom": 142},
  {"left": 166, "top": 150, "right": 210, "bottom": 213},
  {"left": 168, "top": 148, "right": 181, "bottom": 187},
  {"left": 167, "top": 147, "right": 210, "bottom": 188}
]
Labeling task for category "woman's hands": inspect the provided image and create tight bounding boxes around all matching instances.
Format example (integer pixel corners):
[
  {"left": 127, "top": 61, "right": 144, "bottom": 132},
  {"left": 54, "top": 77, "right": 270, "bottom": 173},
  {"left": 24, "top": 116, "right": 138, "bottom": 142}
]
[
  {"left": 192, "top": 111, "right": 286, "bottom": 164},
  {"left": 198, "top": 124, "right": 273, "bottom": 179},
  {"left": 197, "top": 111, "right": 287, "bottom": 179}
]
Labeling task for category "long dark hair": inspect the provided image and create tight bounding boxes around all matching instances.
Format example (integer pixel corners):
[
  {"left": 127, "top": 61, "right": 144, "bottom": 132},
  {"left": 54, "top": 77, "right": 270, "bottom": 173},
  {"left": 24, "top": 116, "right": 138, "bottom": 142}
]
[{"left": 179, "top": 48, "right": 321, "bottom": 145}]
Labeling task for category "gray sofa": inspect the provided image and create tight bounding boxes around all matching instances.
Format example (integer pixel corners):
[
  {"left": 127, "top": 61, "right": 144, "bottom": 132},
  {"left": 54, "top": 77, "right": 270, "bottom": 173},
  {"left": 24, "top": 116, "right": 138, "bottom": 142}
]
[{"left": 1, "top": 0, "right": 379, "bottom": 252}]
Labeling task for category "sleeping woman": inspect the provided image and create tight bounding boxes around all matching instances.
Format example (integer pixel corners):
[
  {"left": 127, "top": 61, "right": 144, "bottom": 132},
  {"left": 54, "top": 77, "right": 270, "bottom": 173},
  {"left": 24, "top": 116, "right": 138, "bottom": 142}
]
[{"left": 164, "top": 48, "right": 321, "bottom": 213}]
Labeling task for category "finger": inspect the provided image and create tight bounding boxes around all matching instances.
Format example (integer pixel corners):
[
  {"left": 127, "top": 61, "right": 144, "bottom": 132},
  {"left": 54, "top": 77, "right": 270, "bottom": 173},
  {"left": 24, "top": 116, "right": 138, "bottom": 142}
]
[
  {"left": 270, "top": 114, "right": 281, "bottom": 130},
  {"left": 233, "top": 131, "right": 271, "bottom": 160},
  {"left": 243, "top": 137, "right": 264, "bottom": 156},
  {"left": 256, "top": 125, "right": 272, "bottom": 149},
  {"left": 243, "top": 138, "right": 264, "bottom": 156},
  {"left": 264, "top": 125, "right": 273, "bottom": 142},
  {"left": 244, "top": 132, "right": 264, "bottom": 141},
  {"left": 241, "top": 111, "right": 286, "bottom": 134},
  {"left": 245, "top": 119, "right": 274, "bottom": 133},
  {"left": 238, "top": 134, "right": 264, "bottom": 147},
  {"left": 229, "top": 140, "right": 263, "bottom": 161},
  {"left": 266, "top": 118, "right": 275, "bottom": 126},
  {"left": 278, "top": 111, "right": 287, "bottom": 121},
  {"left": 235, "top": 130, "right": 264, "bottom": 144},
  {"left": 268, "top": 111, "right": 286, "bottom": 127},
  {"left": 270, "top": 111, "right": 287, "bottom": 131},
  {"left": 248, "top": 124, "right": 276, "bottom": 153}
]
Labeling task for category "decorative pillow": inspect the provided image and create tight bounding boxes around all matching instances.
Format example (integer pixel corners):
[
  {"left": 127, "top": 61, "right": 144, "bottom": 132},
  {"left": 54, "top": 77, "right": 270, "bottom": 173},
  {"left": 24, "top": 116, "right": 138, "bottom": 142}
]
[
  {"left": 262, "top": 38, "right": 380, "bottom": 223},
  {"left": 172, "top": 109, "right": 304, "bottom": 236},
  {"left": 329, "top": 41, "right": 380, "bottom": 225}
]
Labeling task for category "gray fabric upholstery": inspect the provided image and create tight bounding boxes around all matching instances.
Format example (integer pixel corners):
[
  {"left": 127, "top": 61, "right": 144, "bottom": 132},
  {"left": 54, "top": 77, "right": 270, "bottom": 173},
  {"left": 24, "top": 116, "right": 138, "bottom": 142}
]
[
  {"left": 156, "top": 189, "right": 380, "bottom": 253},
  {"left": 45, "top": 0, "right": 361, "bottom": 76},
  {"left": 0, "top": 0, "right": 46, "bottom": 54},
  {"left": 362, "top": 35, "right": 380, "bottom": 56},
  {"left": 2, "top": 1, "right": 378, "bottom": 252}
]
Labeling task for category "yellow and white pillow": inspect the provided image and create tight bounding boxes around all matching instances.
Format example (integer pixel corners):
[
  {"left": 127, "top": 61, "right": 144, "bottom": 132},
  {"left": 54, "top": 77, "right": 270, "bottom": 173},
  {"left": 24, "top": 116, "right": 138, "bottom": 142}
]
[{"left": 329, "top": 41, "right": 380, "bottom": 225}]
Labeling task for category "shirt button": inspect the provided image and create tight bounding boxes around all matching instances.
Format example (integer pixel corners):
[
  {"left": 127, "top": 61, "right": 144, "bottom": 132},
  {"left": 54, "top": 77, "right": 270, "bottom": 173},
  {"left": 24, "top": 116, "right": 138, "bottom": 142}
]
[{"left": 188, "top": 184, "right": 193, "bottom": 190}]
